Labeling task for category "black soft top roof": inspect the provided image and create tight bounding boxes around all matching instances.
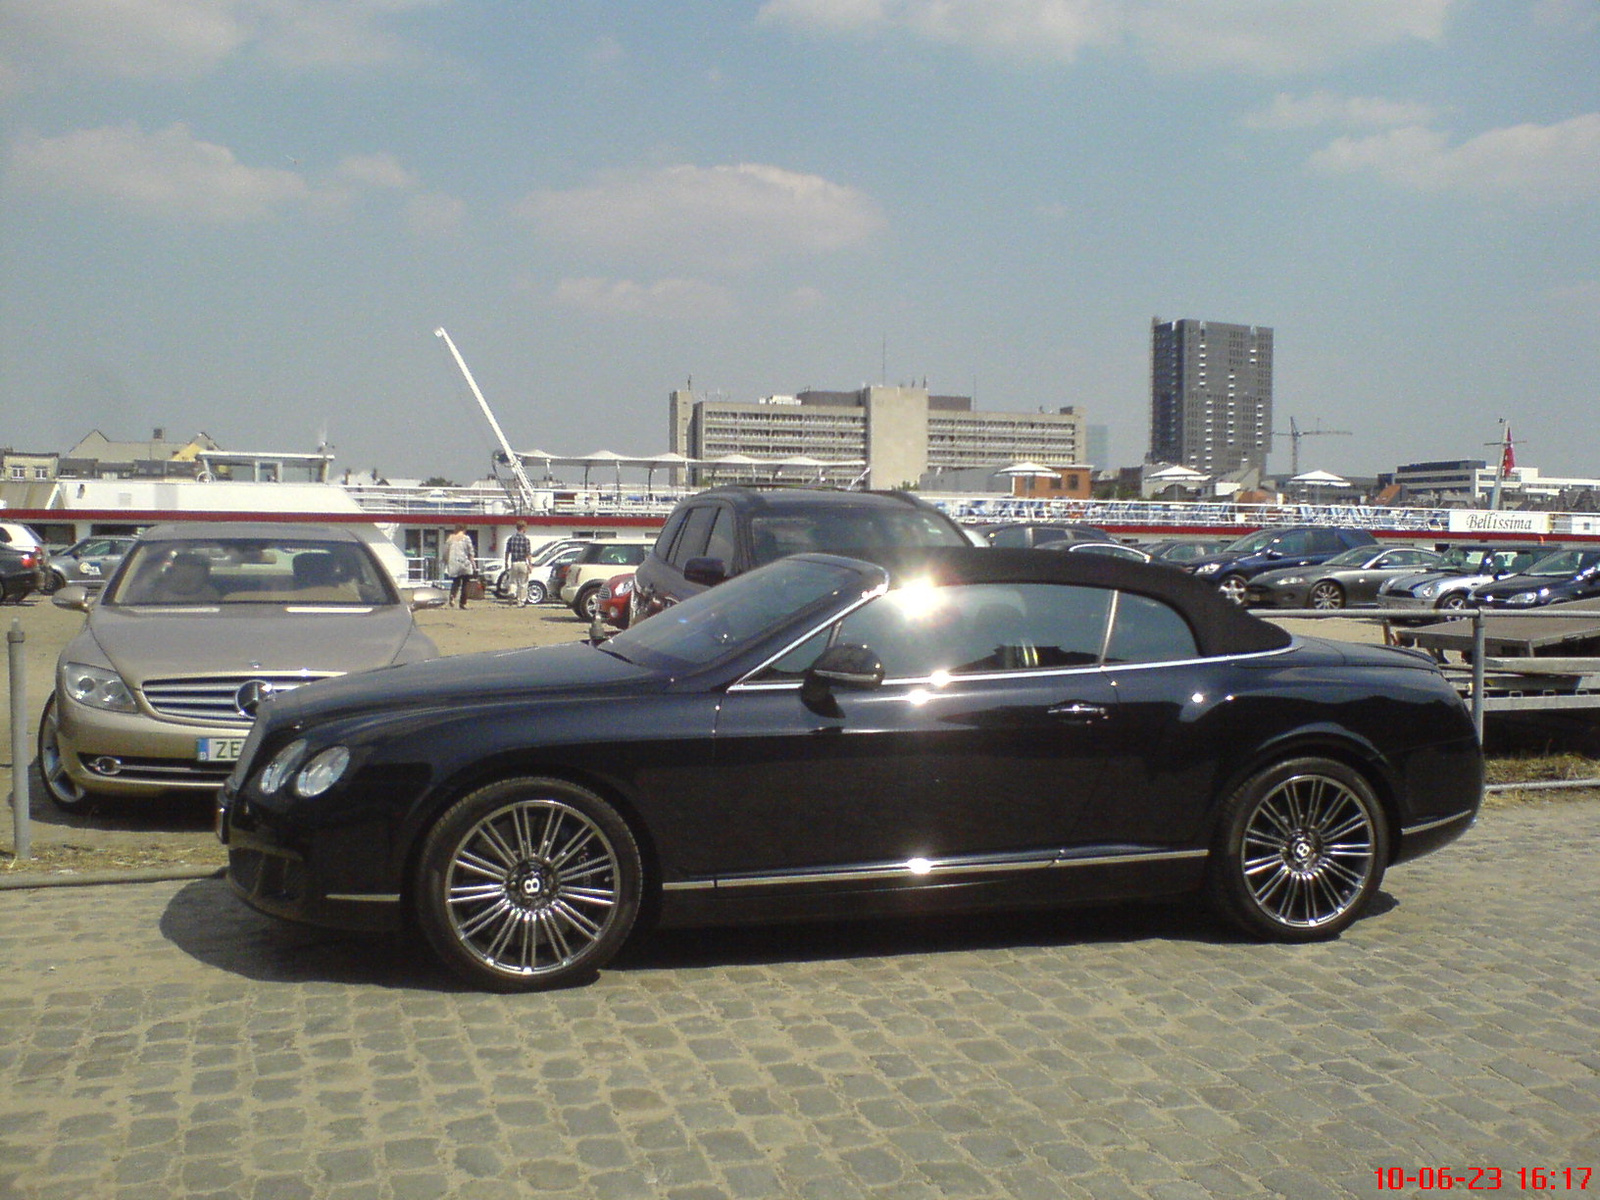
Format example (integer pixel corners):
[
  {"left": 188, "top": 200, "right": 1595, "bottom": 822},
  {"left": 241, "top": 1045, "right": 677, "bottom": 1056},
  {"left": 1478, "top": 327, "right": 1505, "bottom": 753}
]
[{"left": 850, "top": 546, "right": 1293, "bottom": 658}]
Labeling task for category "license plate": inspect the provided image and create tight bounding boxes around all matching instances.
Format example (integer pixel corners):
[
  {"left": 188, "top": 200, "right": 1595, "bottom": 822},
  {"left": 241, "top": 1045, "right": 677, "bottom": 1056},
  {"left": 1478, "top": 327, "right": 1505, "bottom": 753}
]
[{"left": 197, "top": 736, "right": 246, "bottom": 763}]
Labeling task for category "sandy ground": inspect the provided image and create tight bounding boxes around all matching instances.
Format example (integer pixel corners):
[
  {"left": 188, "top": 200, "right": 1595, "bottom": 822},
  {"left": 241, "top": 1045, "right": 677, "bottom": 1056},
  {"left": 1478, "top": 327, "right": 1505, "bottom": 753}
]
[{"left": 0, "top": 589, "right": 1399, "bottom": 878}]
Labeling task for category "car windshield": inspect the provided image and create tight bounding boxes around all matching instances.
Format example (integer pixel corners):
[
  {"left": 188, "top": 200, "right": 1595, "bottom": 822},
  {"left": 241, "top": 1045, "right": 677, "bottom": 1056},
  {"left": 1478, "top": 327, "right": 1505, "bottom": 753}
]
[
  {"left": 1220, "top": 529, "right": 1282, "bottom": 554},
  {"left": 1320, "top": 547, "right": 1380, "bottom": 567},
  {"left": 106, "top": 538, "right": 398, "bottom": 606},
  {"left": 1521, "top": 549, "right": 1600, "bottom": 578},
  {"left": 606, "top": 556, "right": 877, "bottom": 671}
]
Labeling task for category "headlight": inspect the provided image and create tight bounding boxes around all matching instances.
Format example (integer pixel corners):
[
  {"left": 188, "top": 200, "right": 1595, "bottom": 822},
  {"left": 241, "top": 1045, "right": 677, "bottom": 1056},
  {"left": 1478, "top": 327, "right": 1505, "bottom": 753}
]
[
  {"left": 294, "top": 746, "right": 351, "bottom": 797},
  {"left": 257, "top": 739, "right": 308, "bottom": 794},
  {"left": 1194, "top": 562, "right": 1220, "bottom": 576},
  {"left": 1278, "top": 575, "right": 1306, "bottom": 586},
  {"left": 1418, "top": 582, "right": 1440, "bottom": 598},
  {"left": 1506, "top": 591, "right": 1542, "bottom": 606},
  {"left": 61, "top": 662, "right": 137, "bottom": 713}
]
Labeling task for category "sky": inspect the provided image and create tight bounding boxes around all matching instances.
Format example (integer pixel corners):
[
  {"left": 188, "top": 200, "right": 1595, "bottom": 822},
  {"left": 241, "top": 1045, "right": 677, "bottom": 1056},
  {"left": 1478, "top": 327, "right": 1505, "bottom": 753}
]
[{"left": 2, "top": 0, "right": 1598, "bottom": 487}]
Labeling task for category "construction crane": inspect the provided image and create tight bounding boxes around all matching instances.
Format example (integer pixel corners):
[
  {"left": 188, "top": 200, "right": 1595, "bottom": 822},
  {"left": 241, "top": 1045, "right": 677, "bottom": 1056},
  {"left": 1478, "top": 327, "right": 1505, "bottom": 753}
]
[
  {"left": 433, "top": 327, "right": 542, "bottom": 513},
  {"left": 1272, "top": 416, "right": 1351, "bottom": 476}
]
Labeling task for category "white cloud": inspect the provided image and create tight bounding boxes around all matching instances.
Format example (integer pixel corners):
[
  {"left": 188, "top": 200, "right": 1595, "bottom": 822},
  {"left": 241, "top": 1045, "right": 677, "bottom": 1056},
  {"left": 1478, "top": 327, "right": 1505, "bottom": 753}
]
[
  {"left": 759, "top": 0, "right": 1455, "bottom": 73},
  {"left": 518, "top": 163, "right": 885, "bottom": 272},
  {"left": 335, "top": 152, "right": 418, "bottom": 190},
  {"left": 0, "top": 0, "right": 438, "bottom": 86},
  {"left": 1309, "top": 114, "right": 1600, "bottom": 206},
  {"left": 7, "top": 122, "right": 310, "bottom": 222},
  {"left": 758, "top": 0, "right": 1123, "bottom": 61},
  {"left": 552, "top": 277, "right": 737, "bottom": 320},
  {"left": 1241, "top": 91, "right": 1439, "bottom": 132}
]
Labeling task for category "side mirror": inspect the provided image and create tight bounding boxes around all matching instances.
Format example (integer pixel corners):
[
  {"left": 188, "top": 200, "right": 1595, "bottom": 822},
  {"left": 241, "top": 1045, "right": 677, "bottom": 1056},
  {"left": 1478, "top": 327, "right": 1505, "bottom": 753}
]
[
  {"left": 405, "top": 586, "right": 451, "bottom": 611},
  {"left": 52, "top": 585, "right": 92, "bottom": 613},
  {"left": 801, "top": 643, "right": 885, "bottom": 716},
  {"left": 684, "top": 557, "right": 728, "bottom": 587}
]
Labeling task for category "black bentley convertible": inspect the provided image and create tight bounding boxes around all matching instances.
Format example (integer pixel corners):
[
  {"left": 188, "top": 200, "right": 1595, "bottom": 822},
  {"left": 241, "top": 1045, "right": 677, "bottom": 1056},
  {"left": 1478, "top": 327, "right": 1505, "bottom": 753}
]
[{"left": 218, "top": 548, "right": 1482, "bottom": 991}]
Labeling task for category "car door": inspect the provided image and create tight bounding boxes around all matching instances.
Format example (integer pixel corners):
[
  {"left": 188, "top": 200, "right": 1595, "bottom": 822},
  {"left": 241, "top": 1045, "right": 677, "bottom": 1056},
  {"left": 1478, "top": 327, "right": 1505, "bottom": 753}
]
[
  {"left": 1343, "top": 548, "right": 1437, "bottom": 604},
  {"left": 700, "top": 580, "right": 1121, "bottom": 882}
]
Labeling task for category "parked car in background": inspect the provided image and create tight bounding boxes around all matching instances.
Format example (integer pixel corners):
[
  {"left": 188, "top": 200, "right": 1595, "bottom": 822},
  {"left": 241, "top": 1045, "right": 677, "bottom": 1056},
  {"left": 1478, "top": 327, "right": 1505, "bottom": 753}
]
[
  {"left": 1377, "top": 544, "right": 1549, "bottom": 616},
  {"left": 597, "top": 572, "right": 635, "bottom": 629},
  {"left": 1245, "top": 545, "right": 1444, "bottom": 610},
  {"left": 981, "top": 522, "right": 1114, "bottom": 549},
  {"left": 559, "top": 539, "right": 652, "bottom": 618},
  {"left": 0, "top": 521, "right": 47, "bottom": 556},
  {"left": 490, "top": 536, "right": 595, "bottom": 602},
  {"left": 1468, "top": 548, "right": 1600, "bottom": 610},
  {"left": 1142, "top": 538, "right": 1231, "bottom": 566},
  {"left": 0, "top": 543, "right": 44, "bottom": 603},
  {"left": 631, "top": 486, "right": 971, "bottom": 621},
  {"left": 39, "top": 523, "right": 446, "bottom": 812},
  {"left": 218, "top": 547, "right": 1482, "bottom": 993},
  {"left": 1183, "top": 526, "right": 1380, "bottom": 605},
  {"left": 1041, "top": 540, "right": 1152, "bottom": 562},
  {"left": 41, "top": 535, "right": 138, "bottom": 594}
]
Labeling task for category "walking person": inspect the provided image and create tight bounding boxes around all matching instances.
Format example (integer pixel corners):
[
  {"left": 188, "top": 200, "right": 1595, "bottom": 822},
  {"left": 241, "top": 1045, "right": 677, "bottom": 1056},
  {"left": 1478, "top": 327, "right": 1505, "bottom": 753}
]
[
  {"left": 441, "top": 526, "right": 476, "bottom": 609},
  {"left": 504, "top": 521, "right": 534, "bottom": 606}
]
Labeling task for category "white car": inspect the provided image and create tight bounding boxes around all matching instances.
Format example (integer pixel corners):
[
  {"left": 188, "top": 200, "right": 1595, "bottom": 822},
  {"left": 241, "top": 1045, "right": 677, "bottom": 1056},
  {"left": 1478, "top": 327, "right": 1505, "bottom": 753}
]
[{"left": 558, "top": 540, "right": 653, "bottom": 618}]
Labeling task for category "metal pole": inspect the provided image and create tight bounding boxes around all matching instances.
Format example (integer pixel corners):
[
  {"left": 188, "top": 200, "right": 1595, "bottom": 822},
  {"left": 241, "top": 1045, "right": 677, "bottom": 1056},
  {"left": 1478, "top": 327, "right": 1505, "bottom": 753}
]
[
  {"left": 8, "top": 618, "right": 30, "bottom": 860},
  {"left": 1470, "top": 610, "right": 1486, "bottom": 743}
]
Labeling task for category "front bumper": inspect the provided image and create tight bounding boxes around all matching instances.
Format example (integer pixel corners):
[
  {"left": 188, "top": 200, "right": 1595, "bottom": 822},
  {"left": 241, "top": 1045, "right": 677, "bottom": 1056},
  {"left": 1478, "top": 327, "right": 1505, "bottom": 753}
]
[{"left": 54, "top": 692, "right": 248, "bottom": 797}]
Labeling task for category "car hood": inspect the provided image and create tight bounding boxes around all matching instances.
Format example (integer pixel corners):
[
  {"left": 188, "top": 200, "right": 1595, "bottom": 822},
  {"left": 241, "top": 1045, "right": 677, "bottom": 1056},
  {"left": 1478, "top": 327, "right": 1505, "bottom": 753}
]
[
  {"left": 1470, "top": 574, "right": 1582, "bottom": 599},
  {"left": 81, "top": 605, "right": 434, "bottom": 684},
  {"left": 266, "top": 640, "right": 663, "bottom": 725}
]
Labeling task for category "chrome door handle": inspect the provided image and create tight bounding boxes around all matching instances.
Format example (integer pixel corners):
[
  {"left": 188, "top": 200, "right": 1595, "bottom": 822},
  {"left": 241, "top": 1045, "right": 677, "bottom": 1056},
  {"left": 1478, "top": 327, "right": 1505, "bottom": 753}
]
[{"left": 1048, "top": 702, "right": 1108, "bottom": 721}]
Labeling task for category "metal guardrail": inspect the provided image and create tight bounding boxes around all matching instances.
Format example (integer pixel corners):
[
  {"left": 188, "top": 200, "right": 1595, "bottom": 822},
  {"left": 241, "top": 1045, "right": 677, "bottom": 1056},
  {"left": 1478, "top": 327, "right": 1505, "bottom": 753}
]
[{"left": 1265, "top": 606, "right": 1600, "bottom": 740}]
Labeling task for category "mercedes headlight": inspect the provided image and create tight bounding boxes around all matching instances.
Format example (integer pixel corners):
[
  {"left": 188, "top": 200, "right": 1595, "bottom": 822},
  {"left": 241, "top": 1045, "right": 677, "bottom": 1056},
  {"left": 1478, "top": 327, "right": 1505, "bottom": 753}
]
[{"left": 60, "top": 662, "right": 137, "bottom": 713}]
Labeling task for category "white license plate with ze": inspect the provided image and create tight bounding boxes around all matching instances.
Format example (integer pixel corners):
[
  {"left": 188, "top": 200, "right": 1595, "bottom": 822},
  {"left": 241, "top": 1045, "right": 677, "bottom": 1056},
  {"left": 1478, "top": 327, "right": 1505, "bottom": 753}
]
[{"left": 197, "top": 736, "right": 246, "bottom": 763}]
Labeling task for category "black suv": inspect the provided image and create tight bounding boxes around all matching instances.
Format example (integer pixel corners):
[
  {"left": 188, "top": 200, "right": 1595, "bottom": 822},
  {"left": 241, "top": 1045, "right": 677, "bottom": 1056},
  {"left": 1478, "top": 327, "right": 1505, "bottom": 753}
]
[
  {"left": 1183, "top": 525, "right": 1378, "bottom": 605},
  {"left": 631, "top": 486, "right": 972, "bottom": 621}
]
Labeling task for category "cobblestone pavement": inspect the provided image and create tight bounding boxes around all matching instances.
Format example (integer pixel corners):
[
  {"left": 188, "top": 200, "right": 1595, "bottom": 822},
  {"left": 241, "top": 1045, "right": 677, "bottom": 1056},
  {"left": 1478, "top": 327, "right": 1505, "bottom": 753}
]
[{"left": 1, "top": 801, "right": 1596, "bottom": 1200}]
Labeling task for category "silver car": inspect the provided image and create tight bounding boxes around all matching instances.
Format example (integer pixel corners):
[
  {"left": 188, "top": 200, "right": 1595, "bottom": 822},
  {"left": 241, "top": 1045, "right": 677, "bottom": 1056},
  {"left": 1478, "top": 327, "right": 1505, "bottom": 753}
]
[
  {"left": 41, "top": 534, "right": 138, "bottom": 594},
  {"left": 39, "top": 522, "right": 445, "bottom": 811}
]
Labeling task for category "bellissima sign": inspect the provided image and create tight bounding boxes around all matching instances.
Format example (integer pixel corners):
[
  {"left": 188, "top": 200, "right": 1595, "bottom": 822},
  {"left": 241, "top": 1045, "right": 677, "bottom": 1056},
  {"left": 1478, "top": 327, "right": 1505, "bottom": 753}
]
[{"left": 1447, "top": 510, "right": 1552, "bottom": 534}]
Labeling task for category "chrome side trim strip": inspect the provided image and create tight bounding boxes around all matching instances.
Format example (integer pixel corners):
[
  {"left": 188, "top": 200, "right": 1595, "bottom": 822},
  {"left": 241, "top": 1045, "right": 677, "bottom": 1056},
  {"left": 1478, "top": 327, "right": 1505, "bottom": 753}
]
[
  {"left": 324, "top": 893, "right": 401, "bottom": 903},
  {"left": 661, "top": 847, "right": 1207, "bottom": 894},
  {"left": 1401, "top": 810, "right": 1476, "bottom": 837}
]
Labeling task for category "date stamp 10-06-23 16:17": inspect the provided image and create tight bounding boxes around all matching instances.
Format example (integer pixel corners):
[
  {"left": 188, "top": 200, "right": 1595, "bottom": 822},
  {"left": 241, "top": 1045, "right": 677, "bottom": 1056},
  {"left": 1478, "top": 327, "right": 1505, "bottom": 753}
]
[{"left": 1375, "top": 1167, "right": 1592, "bottom": 1191}]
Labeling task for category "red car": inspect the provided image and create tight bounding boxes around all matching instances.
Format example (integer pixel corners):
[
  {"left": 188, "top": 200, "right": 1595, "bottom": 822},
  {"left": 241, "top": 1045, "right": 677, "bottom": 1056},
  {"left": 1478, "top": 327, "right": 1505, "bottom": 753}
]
[{"left": 597, "top": 572, "right": 634, "bottom": 629}]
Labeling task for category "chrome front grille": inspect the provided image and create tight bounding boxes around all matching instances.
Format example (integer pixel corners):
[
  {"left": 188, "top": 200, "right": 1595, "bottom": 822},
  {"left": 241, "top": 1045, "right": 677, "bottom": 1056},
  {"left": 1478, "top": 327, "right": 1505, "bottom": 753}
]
[{"left": 141, "top": 673, "right": 335, "bottom": 723}]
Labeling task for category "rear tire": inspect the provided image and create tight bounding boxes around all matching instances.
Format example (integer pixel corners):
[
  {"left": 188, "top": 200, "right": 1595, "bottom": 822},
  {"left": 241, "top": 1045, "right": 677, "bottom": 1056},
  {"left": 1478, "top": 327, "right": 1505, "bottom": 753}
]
[
  {"left": 524, "top": 580, "right": 547, "bottom": 606},
  {"left": 41, "top": 571, "right": 65, "bottom": 596},
  {"left": 412, "top": 778, "right": 643, "bottom": 992},
  {"left": 1207, "top": 757, "right": 1388, "bottom": 942}
]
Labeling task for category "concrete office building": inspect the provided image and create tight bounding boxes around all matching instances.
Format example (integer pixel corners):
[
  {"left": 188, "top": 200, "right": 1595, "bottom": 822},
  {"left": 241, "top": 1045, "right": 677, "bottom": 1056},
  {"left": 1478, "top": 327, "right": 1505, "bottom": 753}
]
[
  {"left": 669, "top": 386, "right": 1088, "bottom": 491},
  {"left": 1149, "top": 318, "right": 1274, "bottom": 476}
]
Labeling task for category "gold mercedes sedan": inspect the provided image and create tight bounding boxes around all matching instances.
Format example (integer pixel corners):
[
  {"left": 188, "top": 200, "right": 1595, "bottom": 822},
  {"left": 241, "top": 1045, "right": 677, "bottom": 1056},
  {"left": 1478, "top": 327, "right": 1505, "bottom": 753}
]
[{"left": 40, "top": 522, "right": 446, "bottom": 812}]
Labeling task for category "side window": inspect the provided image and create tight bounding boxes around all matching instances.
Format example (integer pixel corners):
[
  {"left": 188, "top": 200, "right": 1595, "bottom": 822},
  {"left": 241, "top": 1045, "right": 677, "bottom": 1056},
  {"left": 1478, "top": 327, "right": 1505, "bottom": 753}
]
[
  {"left": 704, "top": 506, "right": 737, "bottom": 565},
  {"left": 668, "top": 507, "right": 718, "bottom": 568},
  {"left": 988, "top": 526, "right": 1028, "bottom": 549},
  {"left": 653, "top": 508, "right": 688, "bottom": 559},
  {"left": 1104, "top": 593, "right": 1199, "bottom": 665},
  {"left": 1310, "top": 530, "right": 1346, "bottom": 554},
  {"left": 764, "top": 583, "right": 1115, "bottom": 681}
]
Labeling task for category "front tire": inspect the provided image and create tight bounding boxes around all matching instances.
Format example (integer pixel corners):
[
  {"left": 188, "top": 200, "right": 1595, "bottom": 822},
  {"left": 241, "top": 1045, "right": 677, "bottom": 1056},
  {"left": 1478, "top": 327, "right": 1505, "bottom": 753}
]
[
  {"left": 37, "top": 694, "right": 96, "bottom": 813},
  {"left": 413, "top": 778, "right": 643, "bottom": 992},
  {"left": 524, "top": 579, "right": 547, "bottom": 606},
  {"left": 1436, "top": 592, "right": 1469, "bottom": 611},
  {"left": 1217, "top": 574, "right": 1249, "bottom": 606},
  {"left": 572, "top": 583, "right": 603, "bottom": 620},
  {"left": 1207, "top": 757, "right": 1388, "bottom": 942},
  {"left": 1308, "top": 580, "right": 1345, "bottom": 610}
]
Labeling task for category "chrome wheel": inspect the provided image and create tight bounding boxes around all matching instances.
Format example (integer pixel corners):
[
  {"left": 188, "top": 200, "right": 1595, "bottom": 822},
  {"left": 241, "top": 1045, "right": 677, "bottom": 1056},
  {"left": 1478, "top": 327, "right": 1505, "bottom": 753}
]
[
  {"left": 1217, "top": 574, "right": 1248, "bottom": 606},
  {"left": 37, "top": 695, "right": 95, "bottom": 813},
  {"left": 524, "top": 580, "right": 547, "bottom": 606},
  {"left": 1436, "top": 592, "right": 1468, "bottom": 611},
  {"left": 1308, "top": 581, "right": 1344, "bottom": 610},
  {"left": 1209, "top": 758, "right": 1388, "bottom": 941},
  {"left": 416, "top": 779, "right": 641, "bottom": 991}
]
